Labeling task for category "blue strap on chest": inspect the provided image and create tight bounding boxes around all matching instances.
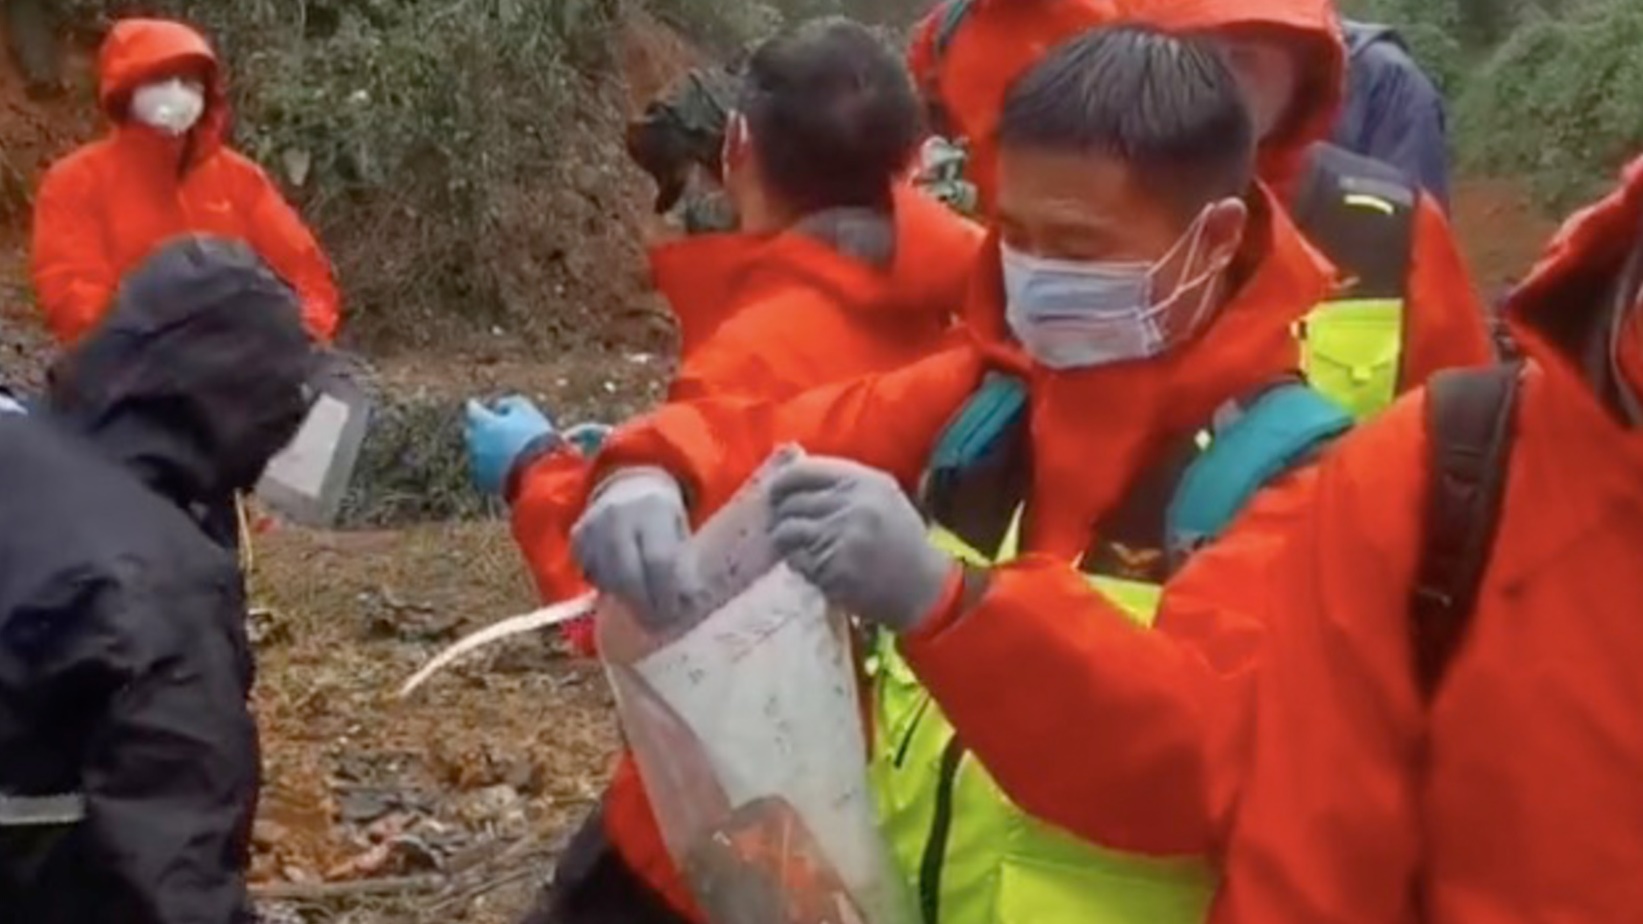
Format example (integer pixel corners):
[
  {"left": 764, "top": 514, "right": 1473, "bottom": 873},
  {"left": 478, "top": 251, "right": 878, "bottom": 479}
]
[
  {"left": 1166, "top": 382, "right": 1352, "bottom": 564},
  {"left": 932, "top": 0, "right": 979, "bottom": 57},
  {"left": 924, "top": 371, "right": 1027, "bottom": 480}
]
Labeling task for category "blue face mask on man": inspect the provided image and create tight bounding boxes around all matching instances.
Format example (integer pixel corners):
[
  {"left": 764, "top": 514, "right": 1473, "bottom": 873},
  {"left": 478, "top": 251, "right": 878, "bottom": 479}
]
[{"left": 1001, "top": 204, "right": 1235, "bottom": 369}]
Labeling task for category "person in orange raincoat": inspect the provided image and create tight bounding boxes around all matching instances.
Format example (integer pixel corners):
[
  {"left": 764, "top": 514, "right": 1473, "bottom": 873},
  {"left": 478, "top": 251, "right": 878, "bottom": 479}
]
[
  {"left": 831, "top": 155, "right": 1643, "bottom": 924},
  {"left": 570, "top": 26, "right": 1357, "bottom": 922},
  {"left": 1124, "top": 0, "right": 1492, "bottom": 388},
  {"left": 463, "top": 19, "right": 984, "bottom": 924},
  {"left": 492, "top": 180, "right": 980, "bottom": 613},
  {"left": 905, "top": 0, "right": 1118, "bottom": 213},
  {"left": 31, "top": 17, "right": 340, "bottom": 346}
]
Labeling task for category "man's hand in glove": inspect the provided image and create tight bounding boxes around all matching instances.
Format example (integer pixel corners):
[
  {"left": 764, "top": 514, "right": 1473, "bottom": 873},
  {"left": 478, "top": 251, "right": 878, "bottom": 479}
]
[
  {"left": 767, "top": 457, "right": 958, "bottom": 634},
  {"left": 571, "top": 468, "right": 698, "bottom": 627},
  {"left": 464, "top": 396, "right": 556, "bottom": 498}
]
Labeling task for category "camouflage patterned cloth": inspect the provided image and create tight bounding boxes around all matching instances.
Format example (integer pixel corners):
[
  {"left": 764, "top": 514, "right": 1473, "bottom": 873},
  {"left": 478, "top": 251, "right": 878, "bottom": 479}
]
[
  {"left": 679, "top": 186, "right": 737, "bottom": 234},
  {"left": 912, "top": 135, "right": 979, "bottom": 218},
  {"left": 626, "top": 65, "right": 740, "bottom": 215}
]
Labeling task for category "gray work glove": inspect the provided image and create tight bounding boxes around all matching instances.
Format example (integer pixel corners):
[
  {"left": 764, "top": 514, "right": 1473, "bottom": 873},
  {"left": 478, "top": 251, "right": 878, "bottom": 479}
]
[
  {"left": 571, "top": 467, "right": 697, "bottom": 627},
  {"left": 767, "top": 456, "right": 957, "bottom": 634}
]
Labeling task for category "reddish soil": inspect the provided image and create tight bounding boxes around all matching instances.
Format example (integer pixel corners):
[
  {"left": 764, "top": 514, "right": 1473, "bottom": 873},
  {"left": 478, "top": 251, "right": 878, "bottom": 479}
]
[
  {"left": 620, "top": 10, "right": 705, "bottom": 113},
  {"left": 1449, "top": 175, "right": 1562, "bottom": 297},
  {"left": 0, "top": 34, "right": 99, "bottom": 384}
]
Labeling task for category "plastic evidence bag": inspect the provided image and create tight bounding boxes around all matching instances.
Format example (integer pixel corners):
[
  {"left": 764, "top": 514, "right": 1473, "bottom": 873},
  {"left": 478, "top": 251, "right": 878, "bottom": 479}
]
[{"left": 596, "top": 446, "right": 912, "bottom": 924}]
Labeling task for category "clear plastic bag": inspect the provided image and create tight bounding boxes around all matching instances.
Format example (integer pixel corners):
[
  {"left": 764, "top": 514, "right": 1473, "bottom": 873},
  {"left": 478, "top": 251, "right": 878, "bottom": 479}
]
[{"left": 597, "top": 446, "right": 912, "bottom": 924}]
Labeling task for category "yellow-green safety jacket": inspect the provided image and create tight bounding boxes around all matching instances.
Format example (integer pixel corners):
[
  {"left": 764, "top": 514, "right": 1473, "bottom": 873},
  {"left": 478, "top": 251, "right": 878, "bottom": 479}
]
[{"left": 866, "top": 142, "right": 1418, "bottom": 924}]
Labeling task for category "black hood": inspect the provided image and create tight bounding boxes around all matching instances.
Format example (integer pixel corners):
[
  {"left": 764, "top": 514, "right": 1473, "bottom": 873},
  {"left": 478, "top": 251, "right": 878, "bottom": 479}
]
[{"left": 45, "top": 236, "right": 316, "bottom": 507}]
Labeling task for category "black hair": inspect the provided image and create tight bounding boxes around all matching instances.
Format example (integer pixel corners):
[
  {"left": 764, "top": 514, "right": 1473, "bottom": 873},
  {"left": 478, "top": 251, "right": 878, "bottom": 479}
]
[
  {"left": 741, "top": 17, "right": 922, "bottom": 214},
  {"left": 997, "top": 25, "right": 1255, "bottom": 220}
]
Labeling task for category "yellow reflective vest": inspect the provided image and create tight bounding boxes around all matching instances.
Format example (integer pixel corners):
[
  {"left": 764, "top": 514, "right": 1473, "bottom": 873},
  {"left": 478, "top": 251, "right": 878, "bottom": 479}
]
[{"left": 866, "top": 144, "right": 1418, "bottom": 924}]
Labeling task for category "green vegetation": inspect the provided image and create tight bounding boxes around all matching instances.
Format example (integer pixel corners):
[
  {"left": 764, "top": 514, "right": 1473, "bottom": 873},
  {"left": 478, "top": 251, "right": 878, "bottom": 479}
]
[
  {"left": 1344, "top": 0, "right": 1636, "bottom": 208},
  {"left": 1453, "top": 0, "right": 1643, "bottom": 208}
]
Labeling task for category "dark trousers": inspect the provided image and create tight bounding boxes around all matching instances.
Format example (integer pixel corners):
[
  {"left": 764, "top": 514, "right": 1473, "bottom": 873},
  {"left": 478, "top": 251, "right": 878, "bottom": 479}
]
[{"left": 519, "top": 801, "right": 692, "bottom": 924}]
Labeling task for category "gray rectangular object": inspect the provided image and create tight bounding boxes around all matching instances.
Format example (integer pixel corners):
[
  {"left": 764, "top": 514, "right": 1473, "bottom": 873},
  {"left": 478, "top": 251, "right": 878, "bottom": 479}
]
[{"left": 255, "top": 357, "right": 372, "bottom": 527}]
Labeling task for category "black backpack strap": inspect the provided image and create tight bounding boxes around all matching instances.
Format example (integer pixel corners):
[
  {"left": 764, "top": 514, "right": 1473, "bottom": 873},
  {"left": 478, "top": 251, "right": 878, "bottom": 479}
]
[
  {"left": 1410, "top": 362, "right": 1522, "bottom": 701},
  {"left": 1292, "top": 142, "right": 1417, "bottom": 302}
]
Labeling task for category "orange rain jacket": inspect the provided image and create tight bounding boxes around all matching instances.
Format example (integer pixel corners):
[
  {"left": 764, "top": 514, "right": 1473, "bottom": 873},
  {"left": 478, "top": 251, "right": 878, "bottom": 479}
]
[
  {"left": 1124, "top": 0, "right": 1493, "bottom": 384},
  {"left": 906, "top": 0, "right": 1118, "bottom": 213},
  {"left": 889, "top": 156, "right": 1643, "bottom": 923},
  {"left": 515, "top": 187, "right": 983, "bottom": 921},
  {"left": 511, "top": 186, "right": 983, "bottom": 607},
  {"left": 32, "top": 19, "right": 339, "bottom": 345},
  {"left": 587, "top": 186, "right": 1328, "bottom": 911}
]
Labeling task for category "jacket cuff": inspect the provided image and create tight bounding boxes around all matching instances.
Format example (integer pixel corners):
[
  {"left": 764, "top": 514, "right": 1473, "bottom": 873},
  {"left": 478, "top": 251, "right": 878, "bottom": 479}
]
[
  {"left": 902, "top": 564, "right": 975, "bottom": 642},
  {"left": 503, "top": 431, "right": 566, "bottom": 504}
]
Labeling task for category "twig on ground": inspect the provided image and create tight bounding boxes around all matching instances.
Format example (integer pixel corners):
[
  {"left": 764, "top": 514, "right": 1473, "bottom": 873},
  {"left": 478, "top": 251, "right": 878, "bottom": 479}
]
[
  {"left": 251, "top": 873, "right": 446, "bottom": 901},
  {"left": 249, "top": 831, "right": 569, "bottom": 910},
  {"left": 425, "top": 863, "right": 548, "bottom": 918}
]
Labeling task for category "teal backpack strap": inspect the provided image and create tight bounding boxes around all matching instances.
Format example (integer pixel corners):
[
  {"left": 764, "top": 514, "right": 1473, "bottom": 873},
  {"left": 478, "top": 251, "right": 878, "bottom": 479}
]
[
  {"left": 920, "top": 0, "right": 978, "bottom": 140},
  {"left": 919, "top": 371, "right": 1029, "bottom": 556},
  {"left": 924, "top": 371, "right": 1027, "bottom": 476},
  {"left": 933, "top": 0, "right": 977, "bottom": 57},
  {"left": 1165, "top": 380, "right": 1353, "bottom": 568}
]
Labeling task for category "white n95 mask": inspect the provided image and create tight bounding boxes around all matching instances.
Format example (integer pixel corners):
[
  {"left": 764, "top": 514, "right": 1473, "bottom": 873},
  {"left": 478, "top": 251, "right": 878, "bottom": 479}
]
[{"left": 131, "top": 79, "right": 206, "bottom": 136}]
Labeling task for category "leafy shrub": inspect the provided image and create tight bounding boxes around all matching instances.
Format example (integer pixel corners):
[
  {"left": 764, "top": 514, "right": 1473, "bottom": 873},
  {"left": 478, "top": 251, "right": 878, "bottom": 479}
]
[
  {"left": 646, "top": 0, "right": 781, "bottom": 56},
  {"left": 64, "top": 0, "right": 647, "bottom": 352},
  {"left": 1454, "top": 0, "right": 1643, "bottom": 208},
  {"left": 340, "top": 391, "right": 497, "bottom": 527}
]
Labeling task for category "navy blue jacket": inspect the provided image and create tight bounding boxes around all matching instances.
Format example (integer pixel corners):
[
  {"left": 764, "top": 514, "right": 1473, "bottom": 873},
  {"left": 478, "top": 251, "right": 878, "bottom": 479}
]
[{"left": 1332, "top": 21, "right": 1450, "bottom": 210}]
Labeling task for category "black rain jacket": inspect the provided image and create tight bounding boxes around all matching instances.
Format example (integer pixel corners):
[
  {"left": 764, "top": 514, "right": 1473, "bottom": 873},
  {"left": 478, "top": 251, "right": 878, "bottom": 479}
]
[{"left": 0, "top": 237, "right": 313, "bottom": 924}]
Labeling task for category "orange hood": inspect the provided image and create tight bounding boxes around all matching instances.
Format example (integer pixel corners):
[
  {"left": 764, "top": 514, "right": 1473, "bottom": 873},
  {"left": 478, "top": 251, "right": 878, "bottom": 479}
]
[
  {"left": 649, "top": 185, "right": 982, "bottom": 355},
  {"left": 1121, "top": 0, "right": 1345, "bottom": 194},
  {"left": 914, "top": 0, "right": 1120, "bottom": 212},
  {"left": 98, "top": 18, "right": 229, "bottom": 156},
  {"left": 1504, "top": 156, "right": 1643, "bottom": 398}
]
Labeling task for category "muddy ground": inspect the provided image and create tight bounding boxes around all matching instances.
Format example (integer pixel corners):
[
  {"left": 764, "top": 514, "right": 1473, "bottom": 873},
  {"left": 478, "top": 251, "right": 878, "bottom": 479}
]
[{"left": 0, "top": 10, "right": 1568, "bottom": 924}]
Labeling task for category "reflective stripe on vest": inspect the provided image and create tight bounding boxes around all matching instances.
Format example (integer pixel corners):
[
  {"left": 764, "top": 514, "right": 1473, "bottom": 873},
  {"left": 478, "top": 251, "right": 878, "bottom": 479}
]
[
  {"left": 869, "top": 516, "right": 1212, "bottom": 924},
  {"left": 0, "top": 792, "right": 86, "bottom": 827}
]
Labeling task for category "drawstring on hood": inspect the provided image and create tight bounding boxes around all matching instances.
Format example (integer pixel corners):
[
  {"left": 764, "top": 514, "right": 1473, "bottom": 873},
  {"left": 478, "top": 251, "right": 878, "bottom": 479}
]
[{"left": 45, "top": 236, "right": 315, "bottom": 512}]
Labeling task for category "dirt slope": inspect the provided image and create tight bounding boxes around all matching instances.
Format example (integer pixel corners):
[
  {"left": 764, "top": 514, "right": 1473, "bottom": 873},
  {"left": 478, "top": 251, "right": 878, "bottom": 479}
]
[
  {"left": 0, "top": 36, "right": 98, "bottom": 384},
  {"left": 1450, "top": 175, "right": 1560, "bottom": 298}
]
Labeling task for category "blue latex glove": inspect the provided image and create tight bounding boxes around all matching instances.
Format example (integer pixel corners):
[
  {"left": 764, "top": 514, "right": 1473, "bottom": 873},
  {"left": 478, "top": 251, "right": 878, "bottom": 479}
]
[
  {"left": 464, "top": 395, "right": 555, "bottom": 496},
  {"left": 563, "top": 421, "right": 613, "bottom": 455},
  {"left": 571, "top": 467, "right": 699, "bottom": 627},
  {"left": 767, "top": 456, "right": 957, "bottom": 634}
]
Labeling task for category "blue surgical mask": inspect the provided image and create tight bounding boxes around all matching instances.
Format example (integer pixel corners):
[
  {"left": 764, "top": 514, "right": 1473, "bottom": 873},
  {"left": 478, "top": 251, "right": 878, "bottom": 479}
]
[
  {"left": 1001, "top": 208, "right": 1229, "bottom": 369},
  {"left": 1002, "top": 250, "right": 1159, "bottom": 368}
]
